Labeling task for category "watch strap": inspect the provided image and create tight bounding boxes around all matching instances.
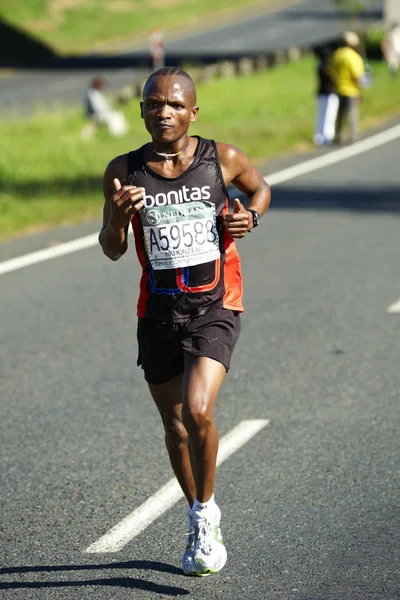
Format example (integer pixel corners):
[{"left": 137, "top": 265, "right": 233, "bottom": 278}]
[{"left": 247, "top": 208, "right": 260, "bottom": 228}]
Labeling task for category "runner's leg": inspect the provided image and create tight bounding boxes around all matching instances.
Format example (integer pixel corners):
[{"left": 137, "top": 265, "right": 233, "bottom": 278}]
[
  {"left": 149, "top": 374, "right": 196, "bottom": 506},
  {"left": 182, "top": 355, "right": 226, "bottom": 502},
  {"left": 181, "top": 355, "right": 227, "bottom": 575}
]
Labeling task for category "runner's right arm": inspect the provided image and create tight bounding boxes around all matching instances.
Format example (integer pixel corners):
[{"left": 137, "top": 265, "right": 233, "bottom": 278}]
[{"left": 99, "top": 155, "right": 145, "bottom": 261}]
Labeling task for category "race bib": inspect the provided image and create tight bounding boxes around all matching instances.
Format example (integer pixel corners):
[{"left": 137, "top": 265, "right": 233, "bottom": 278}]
[{"left": 140, "top": 202, "right": 219, "bottom": 270}]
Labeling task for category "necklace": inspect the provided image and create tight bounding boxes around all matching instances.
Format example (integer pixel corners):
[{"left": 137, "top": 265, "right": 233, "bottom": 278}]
[{"left": 152, "top": 138, "right": 190, "bottom": 159}]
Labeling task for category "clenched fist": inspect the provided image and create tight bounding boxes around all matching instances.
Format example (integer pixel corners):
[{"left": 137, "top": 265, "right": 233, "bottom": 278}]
[
  {"left": 224, "top": 198, "right": 251, "bottom": 239},
  {"left": 108, "top": 178, "right": 145, "bottom": 232}
]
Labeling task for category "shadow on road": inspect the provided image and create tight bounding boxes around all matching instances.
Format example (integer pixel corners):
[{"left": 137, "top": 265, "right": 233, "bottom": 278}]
[
  {"left": 0, "top": 559, "right": 183, "bottom": 576},
  {"left": 0, "top": 560, "right": 188, "bottom": 595},
  {"left": 286, "top": 9, "right": 382, "bottom": 21},
  {"left": 0, "top": 578, "right": 189, "bottom": 594},
  {"left": 265, "top": 185, "right": 400, "bottom": 214},
  {"left": 4, "top": 176, "right": 400, "bottom": 215},
  {"left": 234, "top": 185, "right": 400, "bottom": 214}
]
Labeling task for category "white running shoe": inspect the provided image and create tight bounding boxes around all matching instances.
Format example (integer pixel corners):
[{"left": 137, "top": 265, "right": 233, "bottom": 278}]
[
  {"left": 192, "top": 503, "right": 227, "bottom": 576},
  {"left": 181, "top": 510, "right": 196, "bottom": 576}
]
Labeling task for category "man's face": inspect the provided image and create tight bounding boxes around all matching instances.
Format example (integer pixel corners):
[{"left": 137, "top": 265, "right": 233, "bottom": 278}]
[{"left": 140, "top": 75, "right": 198, "bottom": 143}]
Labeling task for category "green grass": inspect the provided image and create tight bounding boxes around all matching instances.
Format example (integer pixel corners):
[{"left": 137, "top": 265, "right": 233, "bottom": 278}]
[
  {"left": 1, "top": 0, "right": 278, "bottom": 54},
  {"left": 1, "top": 57, "right": 400, "bottom": 240}
]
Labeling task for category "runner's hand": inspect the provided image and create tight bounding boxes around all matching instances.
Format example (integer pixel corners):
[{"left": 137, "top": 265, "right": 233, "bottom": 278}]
[
  {"left": 108, "top": 178, "right": 145, "bottom": 232},
  {"left": 224, "top": 198, "right": 251, "bottom": 239}
]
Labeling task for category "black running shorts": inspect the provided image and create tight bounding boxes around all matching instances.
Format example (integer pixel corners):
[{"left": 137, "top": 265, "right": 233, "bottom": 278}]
[{"left": 137, "top": 306, "right": 241, "bottom": 385}]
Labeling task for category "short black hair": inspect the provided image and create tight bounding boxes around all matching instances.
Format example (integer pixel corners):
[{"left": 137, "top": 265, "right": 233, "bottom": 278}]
[
  {"left": 143, "top": 67, "right": 196, "bottom": 101},
  {"left": 150, "top": 66, "right": 193, "bottom": 81}
]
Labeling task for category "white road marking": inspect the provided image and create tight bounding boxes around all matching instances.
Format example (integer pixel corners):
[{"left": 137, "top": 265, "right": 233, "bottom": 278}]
[
  {"left": 0, "top": 233, "right": 99, "bottom": 275},
  {"left": 1, "top": 122, "right": 400, "bottom": 277},
  {"left": 266, "top": 123, "right": 400, "bottom": 186},
  {"left": 85, "top": 418, "right": 270, "bottom": 553},
  {"left": 387, "top": 299, "right": 400, "bottom": 313}
]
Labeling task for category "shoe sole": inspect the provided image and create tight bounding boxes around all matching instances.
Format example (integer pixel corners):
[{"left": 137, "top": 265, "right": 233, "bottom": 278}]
[
  {"left": 182, "top": 564, "right": 211, "bottom": 577},
  {"left": 193, "top": 568, "right": 215, "bottom": 577},
  {"left": 183, "top": 564, "right": 222, "bottom": 577},
  {"left": 193, "top": 547, "right": 227, "bottom": 576}
]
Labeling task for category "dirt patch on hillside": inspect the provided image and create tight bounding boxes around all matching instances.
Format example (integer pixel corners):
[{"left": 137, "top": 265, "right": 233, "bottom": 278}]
[
  {"left": 25, "top": 0, "right": 94, "bottom": 30},
  {"left": 105, "top": 1, "right": 137, "bottom": 11},
  {"left": 24, "top": 19, "right": 56, "bottom": 32},
  {"left": 147, "top": 0, "right": 193, "bottom": 6},
  {"left": 49, "top": 0, "right": 90, "bottom": 20}
]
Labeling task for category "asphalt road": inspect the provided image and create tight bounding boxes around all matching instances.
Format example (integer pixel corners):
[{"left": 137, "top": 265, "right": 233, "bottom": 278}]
[
  {"left": 0, "top": 0, "right": 382, "bottom": 114},
  {"left": 165, "top": 0, "right": 382, "bottom": 54},
  {"left": 0, "top": 128, "right": 399, "bottom": 599}
]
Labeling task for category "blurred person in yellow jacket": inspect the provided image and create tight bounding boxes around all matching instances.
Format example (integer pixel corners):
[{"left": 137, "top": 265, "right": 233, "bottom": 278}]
[{"left": 331, "top": 31, "right": 365, "bottom": 144}]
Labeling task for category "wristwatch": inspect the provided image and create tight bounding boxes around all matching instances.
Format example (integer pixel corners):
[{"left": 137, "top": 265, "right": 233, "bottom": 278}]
[{"left": 247, "top": 209, "right": 260, "bottom": 229}]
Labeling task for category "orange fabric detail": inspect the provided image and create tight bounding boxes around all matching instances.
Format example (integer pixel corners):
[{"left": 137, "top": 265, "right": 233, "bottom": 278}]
[
  {"left": 176, "top": 259, "right": 220, "bottom": 293},
  {"left": 222, "top": 204, "right": 244, "bottom": 312}
]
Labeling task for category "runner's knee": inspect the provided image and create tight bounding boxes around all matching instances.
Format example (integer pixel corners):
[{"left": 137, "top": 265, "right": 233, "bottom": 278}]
[
  {"left": 162, "top": 415, "right": 189, "bottom": 447},
  {"left": 182, "top": 401, "right": 214, "bottom": 434}
]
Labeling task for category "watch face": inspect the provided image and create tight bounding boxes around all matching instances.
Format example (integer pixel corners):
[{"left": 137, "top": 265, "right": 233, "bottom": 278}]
[{"left": 251, "top": 210, "right": 260, "bottom": 227}]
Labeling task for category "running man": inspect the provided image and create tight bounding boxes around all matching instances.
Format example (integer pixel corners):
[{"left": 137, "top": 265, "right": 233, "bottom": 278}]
[{"left": 99, "top": 67, "right": 271, "bottom": 576}]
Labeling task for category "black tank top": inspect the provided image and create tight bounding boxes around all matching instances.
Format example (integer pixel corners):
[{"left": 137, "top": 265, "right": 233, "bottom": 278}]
[{"left": 128, "top": 136, "right": 243, "bottom": 322}]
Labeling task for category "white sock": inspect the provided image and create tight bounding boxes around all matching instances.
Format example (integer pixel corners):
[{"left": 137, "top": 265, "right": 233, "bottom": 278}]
[{"left": 192, "top": 495, "right": 215, "bottom": 514}]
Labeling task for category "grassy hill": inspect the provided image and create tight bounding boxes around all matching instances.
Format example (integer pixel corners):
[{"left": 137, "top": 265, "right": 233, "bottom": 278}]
[{"left": 0, "top": 0, "right": 285, "bottom": 54}]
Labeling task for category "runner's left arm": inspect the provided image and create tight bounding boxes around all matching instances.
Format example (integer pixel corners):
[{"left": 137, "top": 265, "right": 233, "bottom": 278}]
[{"left": 217, "top": 142, "right": 271, "bottom": 238}]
